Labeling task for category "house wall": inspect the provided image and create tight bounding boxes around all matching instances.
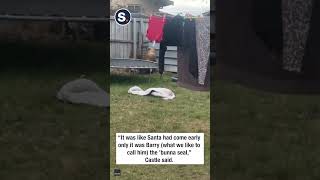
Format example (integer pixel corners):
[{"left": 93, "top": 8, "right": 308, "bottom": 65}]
[{"left": 150, "top": 42, "right": 178, "bottom": 73}]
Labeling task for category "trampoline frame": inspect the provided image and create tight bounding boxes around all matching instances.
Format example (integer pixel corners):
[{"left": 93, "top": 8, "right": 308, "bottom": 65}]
[{"left": 110, "top": 58, "right": 158, "bottom": 82}]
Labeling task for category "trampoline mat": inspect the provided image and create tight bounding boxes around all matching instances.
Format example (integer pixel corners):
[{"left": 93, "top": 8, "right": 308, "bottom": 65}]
[{"left": 111, "top": 58, "right": 158, "bottom": 69}]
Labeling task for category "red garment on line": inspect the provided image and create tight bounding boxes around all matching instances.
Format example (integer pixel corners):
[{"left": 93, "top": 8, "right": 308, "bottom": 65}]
[{"left": 146, "top": 16, "right": 166, "bottom": 43}]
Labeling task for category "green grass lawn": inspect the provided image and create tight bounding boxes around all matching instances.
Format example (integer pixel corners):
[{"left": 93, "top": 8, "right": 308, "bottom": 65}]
[
  {"left": 214, "top": 80, "right": 320, "bottom": 180},
  {"left": 0, "top": 42, "right": 108, "bottom": 180},
  {"left": 110, "top": 73, "right": 210, "bottom": 180},
  {"left": 0, "top": 69, "right": 108, "bottom": 180}
]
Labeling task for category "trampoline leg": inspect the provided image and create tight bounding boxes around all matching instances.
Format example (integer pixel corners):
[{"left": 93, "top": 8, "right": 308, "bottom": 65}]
[{"left": 149, "top": 68, "right": 152, "bottom": 83}]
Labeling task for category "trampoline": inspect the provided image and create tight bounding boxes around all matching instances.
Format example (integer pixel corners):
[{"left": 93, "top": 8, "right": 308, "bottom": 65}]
[{"left": 110, "top": 58, "right": 158, "bottom": 81}]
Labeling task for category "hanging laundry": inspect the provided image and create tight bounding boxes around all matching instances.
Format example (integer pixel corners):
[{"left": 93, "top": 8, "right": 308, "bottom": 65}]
[
  {"left": 158, "top": 15, "right": 184, "bottom": 75},
  {"left": 158, "top": 43, "right": 167, "bottom": 75},
  {"left": 177, "top": 18, "right": 209, "bottom": 91},
  {"left": 282, "top": 0, "right": 314, "bottom": 73},
  {"left": 252, "top": 0, "right": 283, "bottom": 54},
  {"left": 177, "top": 46, "right": 210, "bottom": 91},
  {"left": 195, "top": 16, "right": 210, "bottom": 85},
  {"left": 184, "top": 19, "right": 198, "bottom": 78},
  {"left": 146, "top": 16, "right": 166, "bottom": 43},
  {"left": 162, "top": 15, "right": 184, "bottom": 46}
]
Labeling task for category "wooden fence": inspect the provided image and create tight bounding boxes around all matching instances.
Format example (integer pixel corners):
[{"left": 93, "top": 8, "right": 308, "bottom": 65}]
[
  {"left": 110, "top": 16, "right": 178, "bottom": 72},
  {"left": 110, "top": 17, "right": 148, "bottom": 59}
]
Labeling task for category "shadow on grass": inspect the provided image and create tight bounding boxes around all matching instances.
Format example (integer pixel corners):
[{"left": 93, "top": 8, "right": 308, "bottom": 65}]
[
  {"left": 111, "top": 73, "right": 156, "bottom": 85},
  {"left": 0, "top": 41, "right": 107, "bottom": 73}
]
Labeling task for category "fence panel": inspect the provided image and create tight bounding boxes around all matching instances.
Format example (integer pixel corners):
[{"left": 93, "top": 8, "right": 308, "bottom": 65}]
[
  {"left": 110, "top": 17, "right": 133, "bottom": 58},
  {"left": 110, "top": 16, "right": 178, "bottom": 72}
]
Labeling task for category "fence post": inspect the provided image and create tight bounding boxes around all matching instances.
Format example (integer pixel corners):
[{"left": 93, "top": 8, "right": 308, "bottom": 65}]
[
  {"left": 139, "top": 18, "right": 144, "bottom": 58},
  {"left": 133, "top": 18, "right": 137, "bottom": 59}
]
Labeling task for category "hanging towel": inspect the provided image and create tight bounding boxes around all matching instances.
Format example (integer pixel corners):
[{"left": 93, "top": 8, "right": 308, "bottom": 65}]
[
  {"left": 146, "top": 16, "right": 166, "bottom": 43},
  {"left": 195, "top": 16, "right": 210, "bottom": 85},
  {"left": 282, "top": 0, "right": 314, "bottom": 72},
  {"left": 128, "top": 86, "right": 175, "bottom": 100}
]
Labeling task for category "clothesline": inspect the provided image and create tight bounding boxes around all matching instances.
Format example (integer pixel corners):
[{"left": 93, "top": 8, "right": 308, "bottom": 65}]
[
  {"left": 159, "top": 8, "right": 210, "bottom": 15},
  {"left": 146, "top": 13, "right": 210, "bottom": 91},
  {"left": 150, "top": 14, "right": 207, "bottom": 19},
  {"left": 160, "top": 10, "right": 210, "bottom": 12}
]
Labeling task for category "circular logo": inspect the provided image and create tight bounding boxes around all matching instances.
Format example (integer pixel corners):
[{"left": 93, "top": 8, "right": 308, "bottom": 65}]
[{"left": 115, "top": 8, "right": 131, "bottom": 26}]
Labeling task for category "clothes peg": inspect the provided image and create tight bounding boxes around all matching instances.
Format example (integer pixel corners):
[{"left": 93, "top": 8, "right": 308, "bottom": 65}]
[
  {"left": 162, "top": 14, "right": 166, "bottom": 22},
  {"left": 186, "top": 13, "right": 193, "bottom": 21}
]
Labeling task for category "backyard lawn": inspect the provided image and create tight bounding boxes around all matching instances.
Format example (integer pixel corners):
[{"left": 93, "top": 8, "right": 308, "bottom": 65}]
[
  {"left": 0, "top": 42, "right": 108, "bottom": 180},
  {"left": 214, "top": 80, "right": 320, "bottom": 180},
  {"left": 110, "top": 72, "right": 210, "bottom": 180}
]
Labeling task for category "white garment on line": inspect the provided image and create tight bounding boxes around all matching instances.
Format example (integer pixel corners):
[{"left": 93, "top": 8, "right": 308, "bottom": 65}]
[{"left": 128, "top": 86, "right": 175, "bottom": 100}]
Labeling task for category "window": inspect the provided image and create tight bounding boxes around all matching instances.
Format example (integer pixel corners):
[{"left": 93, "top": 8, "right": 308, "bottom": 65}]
[{"left": 127, "top": 4, "right": 142, "bottom": 13}]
